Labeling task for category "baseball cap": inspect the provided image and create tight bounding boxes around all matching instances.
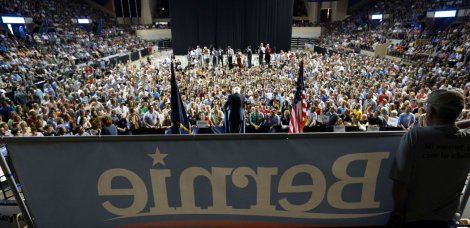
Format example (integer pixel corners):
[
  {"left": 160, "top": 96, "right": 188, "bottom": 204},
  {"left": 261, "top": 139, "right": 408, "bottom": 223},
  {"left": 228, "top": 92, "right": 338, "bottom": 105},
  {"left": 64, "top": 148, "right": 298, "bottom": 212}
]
[{"left": 426, "top": 88, "right": 464, "bottom": 110}]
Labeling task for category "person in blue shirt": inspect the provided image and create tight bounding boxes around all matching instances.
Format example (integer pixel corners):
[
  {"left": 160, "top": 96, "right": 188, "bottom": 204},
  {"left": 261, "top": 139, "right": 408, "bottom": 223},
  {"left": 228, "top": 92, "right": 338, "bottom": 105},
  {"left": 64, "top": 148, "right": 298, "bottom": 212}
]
[
  {"left": 101, "top": 115, "right": 118, "bottom": 135},
  {"left": 264, "top": 108, "right": 281, "bottom": 133},
  {"left": 398, "top": 106, "right": 415, "bottom": 131}
]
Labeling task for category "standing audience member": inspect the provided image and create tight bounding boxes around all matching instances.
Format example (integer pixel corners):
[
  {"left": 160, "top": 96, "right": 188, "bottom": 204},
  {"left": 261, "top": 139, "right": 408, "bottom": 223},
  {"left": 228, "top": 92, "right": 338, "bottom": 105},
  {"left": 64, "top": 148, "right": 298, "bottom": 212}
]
[
  {"left": 264, "top": 108, "right": 281, "bottom": 133},
  {"left": 398, "top": 106, "right": 415, "bottom": 131},
  {"left": 388, "top": 89, "right": 470, "bottom": 227}
]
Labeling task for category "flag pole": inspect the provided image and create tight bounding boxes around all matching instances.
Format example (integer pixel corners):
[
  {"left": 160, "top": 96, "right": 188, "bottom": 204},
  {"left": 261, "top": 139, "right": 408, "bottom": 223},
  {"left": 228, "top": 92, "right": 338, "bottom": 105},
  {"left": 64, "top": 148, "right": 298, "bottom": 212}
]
[
  {"left": 288, "top": 60, "right": 306, "bottom": 134},
  {"left": 170, "top": 61, "right": 191, "bottom": 134}
]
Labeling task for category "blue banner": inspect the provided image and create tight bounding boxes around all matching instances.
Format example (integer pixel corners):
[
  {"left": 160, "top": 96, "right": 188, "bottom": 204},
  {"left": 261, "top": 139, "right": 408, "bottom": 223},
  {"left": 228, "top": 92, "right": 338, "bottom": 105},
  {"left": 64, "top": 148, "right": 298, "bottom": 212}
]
[
  {"left": 6, "top": 133, "right": 402, "bottom": 227},
  {"left": 170, "top": 62, "right": 190, "bottom": 134}
]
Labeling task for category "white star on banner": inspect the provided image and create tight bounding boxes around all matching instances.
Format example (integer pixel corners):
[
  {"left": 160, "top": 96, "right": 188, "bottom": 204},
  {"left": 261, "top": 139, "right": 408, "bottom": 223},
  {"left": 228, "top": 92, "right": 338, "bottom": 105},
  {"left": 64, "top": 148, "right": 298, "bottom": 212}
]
[{"left": 148, "top": 147, "right": 168, "bottom": 166}]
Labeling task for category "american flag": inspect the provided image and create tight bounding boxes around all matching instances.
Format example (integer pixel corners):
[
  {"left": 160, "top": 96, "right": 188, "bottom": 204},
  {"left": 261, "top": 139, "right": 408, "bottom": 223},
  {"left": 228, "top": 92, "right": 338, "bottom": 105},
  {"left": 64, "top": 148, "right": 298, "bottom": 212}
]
[{"left": 288, "top": 61, "right": 307, "bottom": 134}]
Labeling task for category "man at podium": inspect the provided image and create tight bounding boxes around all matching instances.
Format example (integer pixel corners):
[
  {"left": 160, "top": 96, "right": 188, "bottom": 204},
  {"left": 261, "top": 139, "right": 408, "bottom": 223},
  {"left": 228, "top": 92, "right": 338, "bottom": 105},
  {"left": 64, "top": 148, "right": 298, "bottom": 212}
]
[{"left": 223, "top": 87, "right": 245, "bottom": 133}]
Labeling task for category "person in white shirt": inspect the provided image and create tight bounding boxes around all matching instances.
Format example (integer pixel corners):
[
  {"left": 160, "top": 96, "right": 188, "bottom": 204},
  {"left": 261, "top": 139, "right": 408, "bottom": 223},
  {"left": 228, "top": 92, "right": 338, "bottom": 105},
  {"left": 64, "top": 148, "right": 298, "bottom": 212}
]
[
  {"left": 114, "top": 102, "right": 129, "bottom": 118},
  {"left": 227, "top": 46, "right": 234, "bottom": 69},
  {"left": 203, "top": 46, "right": 210, "bottom": 68},
  {"left": 195, "top": 45, "right": 203, "bottom": 66},
  {"left": 258, "top": 43, "right": 265, "bottom": 66},
  {"left": 143, "top": 106, "right": 161, "bottom": 128}
]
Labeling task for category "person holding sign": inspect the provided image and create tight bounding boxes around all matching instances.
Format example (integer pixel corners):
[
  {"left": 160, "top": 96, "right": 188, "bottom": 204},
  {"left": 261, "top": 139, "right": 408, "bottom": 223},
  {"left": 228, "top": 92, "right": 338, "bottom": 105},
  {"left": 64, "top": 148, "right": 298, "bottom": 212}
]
[
  {"left": 387, "top": 110, "right": 399, "bottom": 127},
  {"left": 388, "top": 88, "right": 470, "bottom": 227}
]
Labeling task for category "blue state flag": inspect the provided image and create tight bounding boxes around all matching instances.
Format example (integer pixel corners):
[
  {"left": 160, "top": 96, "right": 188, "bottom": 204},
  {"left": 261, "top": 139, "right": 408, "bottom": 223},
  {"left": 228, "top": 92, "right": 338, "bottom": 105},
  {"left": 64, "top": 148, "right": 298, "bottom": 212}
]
[{"left": 170, "top": 63, "right": 191, "bottom": 134}]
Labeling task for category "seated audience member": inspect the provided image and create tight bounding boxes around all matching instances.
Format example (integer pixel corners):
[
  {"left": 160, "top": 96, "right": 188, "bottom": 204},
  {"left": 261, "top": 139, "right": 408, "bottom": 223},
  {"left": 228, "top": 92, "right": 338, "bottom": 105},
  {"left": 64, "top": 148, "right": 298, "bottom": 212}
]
[
  {"left": 326, "top": 107, "right": 340, "bottom": 126},
  {"left": 358, "top": 114, "right": 369, "bottom": 131},
  {"left": 306, "top": 105, "right": 318, "bottom": 128},
  {"left": 115, "top": 113, "right": 130, "bottom": 135},
  {"left": 143, "top": 106, "right": 161, "bottom": 129},
  {"left": 264, "top": 108, "right": 281, "bottom": 133},
  {"left": 128, "top": 108, "right": 142, "bottom": 132},
  {"left": 210, "top": 104, "right": 225, "bottom": 133},
  {"left": 101, "top": 115, "right": 118, "bottom": 135},
  {"left": 340, "top": 109, "right": 353, "bottom": 125},
  {"left": 335, "top": 118, "right": 344, "bottom": 126},
  {"left": 198, "top": 112, "right": 212, "bottom": 127},
  {"left": 388, "top": 110, "right": 399, "bottom": 127},
  {"left": 398, "top": 106, "right": 415, "bottom": 131},
  {"left": 43, "top": 124, "right": 56, "bottom": 136},
  {"left": 249, "top": 106, "right": 265, "bottom": 133},
  {"left": 30, "top": 127, "right": 44, "bottom": 137},
  {"left": 369, "top": 110, "right": 385, "bottom": 127},
  {"left": 280, "top": 110, "right": 290, "bottom": 130}
]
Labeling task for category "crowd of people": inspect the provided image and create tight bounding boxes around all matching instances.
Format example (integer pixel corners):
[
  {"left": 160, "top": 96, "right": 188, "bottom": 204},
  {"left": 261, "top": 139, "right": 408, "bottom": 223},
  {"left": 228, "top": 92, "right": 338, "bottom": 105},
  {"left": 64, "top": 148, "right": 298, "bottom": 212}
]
[
  {"left": 0, "top": 0, "right": 469, "bottom": 137},
  {"left": 1, "top": 2, "right": 469, "bottom": 227},
  {"left": 1, "top": 41, "right": 469, "bottom": 136},
  {"left": 321, "top": 0, "right": 470, "bottom": 65},
  {"left": 0, "top": 0, "right": 151, "bottom": 136}
]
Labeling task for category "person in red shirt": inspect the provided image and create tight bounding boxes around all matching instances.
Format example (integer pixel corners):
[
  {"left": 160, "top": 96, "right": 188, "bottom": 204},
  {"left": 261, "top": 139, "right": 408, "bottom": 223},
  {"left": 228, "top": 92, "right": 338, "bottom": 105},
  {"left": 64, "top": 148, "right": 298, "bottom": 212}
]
[
  {"left": 258, "top": 102, "right": 270, "bottom": 116},
  {"left": 198, "top": 112, "right": 213, "bottom": 127},
  {"left": 85, "top": 65, "right": 94, "bottom": 74},
  {"left": 265, "top": 43, "right": 272, "bottom": 67},
  {"left": 378, "top": 89, "right": 388, "bottom": 104},
  {"left": 416, "top": 88, "right": 428, "bottom": 100}
]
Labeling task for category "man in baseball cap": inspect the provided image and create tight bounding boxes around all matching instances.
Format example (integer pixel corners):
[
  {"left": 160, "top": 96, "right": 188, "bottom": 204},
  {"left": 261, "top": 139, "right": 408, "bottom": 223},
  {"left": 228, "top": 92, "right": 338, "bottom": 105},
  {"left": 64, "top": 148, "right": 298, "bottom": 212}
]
[{"left": 388, "top": 88, "right": 469, "bottom": 227}]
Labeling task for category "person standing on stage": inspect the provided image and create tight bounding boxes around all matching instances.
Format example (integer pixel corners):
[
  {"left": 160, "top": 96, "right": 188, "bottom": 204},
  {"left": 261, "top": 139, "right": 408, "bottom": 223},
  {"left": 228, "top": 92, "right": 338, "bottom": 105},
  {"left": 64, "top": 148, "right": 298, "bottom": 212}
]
[
  {"left": 246, "top": 46, "right": 253, "bottom": 68},
  {"left": 211, "top": 47, "right": 218, "bottom": 67},
  {"left": 258, "top": 43, "right": 265, "bottom": 66},
  {"left": 218, "top": 48, "right": 224, "bottom": 66},
  {"left": 195, "top": 45, "right": 203, "bottom": 66},
  {"left": 227, "top": 46, "right": 235, "bottom": 69},
  {"left": 236, "top": 50, "right": 243, "bottom": 69},
  {"left": 187, "top": 48, "right": 192, "bottom": 67},
  {"left": 223, "top": 86, "right": 245, "bottom": 133},
  {"left": 265, "top": 43, "right": 272, "bottom": 67},
  {"left": 203, "top": 46, "right": 210, "bottom": 69}
]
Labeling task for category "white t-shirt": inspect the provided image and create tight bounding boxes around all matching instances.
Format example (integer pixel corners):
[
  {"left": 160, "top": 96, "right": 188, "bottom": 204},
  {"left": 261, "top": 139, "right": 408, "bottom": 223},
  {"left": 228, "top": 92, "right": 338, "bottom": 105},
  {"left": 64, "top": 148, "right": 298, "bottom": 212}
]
[{"left": 143, "top": 111, "right": 160, "bottom": 126}]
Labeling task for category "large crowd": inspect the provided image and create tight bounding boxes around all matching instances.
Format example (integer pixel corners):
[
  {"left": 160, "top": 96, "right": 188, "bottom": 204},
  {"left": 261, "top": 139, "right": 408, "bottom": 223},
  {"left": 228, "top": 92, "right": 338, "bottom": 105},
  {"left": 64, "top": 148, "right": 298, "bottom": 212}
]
[
  {"left": 0, "top": 0, "right": 469, "bottom": 136},
  {"left": 1, "top": 43, "right": 469, "bottom": 136},
  {"left": 321, "top": 0, "right": 470, "bottom": 65}
]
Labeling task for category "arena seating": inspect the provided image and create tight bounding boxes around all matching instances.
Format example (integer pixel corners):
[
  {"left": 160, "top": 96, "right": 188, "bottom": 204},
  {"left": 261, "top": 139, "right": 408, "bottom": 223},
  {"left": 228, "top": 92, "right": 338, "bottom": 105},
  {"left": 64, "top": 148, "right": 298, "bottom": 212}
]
[
  {"left": 321, "top": 0, "right": 470, "bottom": 63},
  {"left": 0, "top": 0, "right": 468, "bottom": 138}
]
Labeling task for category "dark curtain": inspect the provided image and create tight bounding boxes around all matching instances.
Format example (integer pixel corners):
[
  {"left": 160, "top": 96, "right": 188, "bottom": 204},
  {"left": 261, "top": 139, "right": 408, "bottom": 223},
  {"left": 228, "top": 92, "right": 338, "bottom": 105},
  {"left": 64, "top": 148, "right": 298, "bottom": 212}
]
[
  {"left": 113, "top": 0, "right": 140, "bottom": 17},
  {"left": 170, "top": 0, "right": 294, "bottom": 55}
]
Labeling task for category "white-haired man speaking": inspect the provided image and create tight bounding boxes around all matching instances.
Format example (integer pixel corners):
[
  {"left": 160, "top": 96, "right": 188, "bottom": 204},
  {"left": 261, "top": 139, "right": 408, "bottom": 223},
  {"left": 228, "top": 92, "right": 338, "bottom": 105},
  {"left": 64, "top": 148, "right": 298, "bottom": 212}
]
[{"left": 223, "top": 86, "right": 245, "bottom": 133}]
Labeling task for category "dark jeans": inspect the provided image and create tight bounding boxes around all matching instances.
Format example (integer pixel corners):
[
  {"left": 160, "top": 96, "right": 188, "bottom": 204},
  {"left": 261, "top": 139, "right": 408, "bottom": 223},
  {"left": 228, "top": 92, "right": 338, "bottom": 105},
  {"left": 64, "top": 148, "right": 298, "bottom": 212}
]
[{"left": 228, "top": 56, "right": 233, "bottom": 69}]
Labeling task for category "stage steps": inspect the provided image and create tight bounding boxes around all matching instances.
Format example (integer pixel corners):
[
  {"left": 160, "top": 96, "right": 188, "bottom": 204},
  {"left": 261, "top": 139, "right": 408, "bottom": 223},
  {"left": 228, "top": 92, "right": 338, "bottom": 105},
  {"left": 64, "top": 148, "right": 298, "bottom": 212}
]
[{"left": 291, "top": 37, "right": 316, "bottom": 49}]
